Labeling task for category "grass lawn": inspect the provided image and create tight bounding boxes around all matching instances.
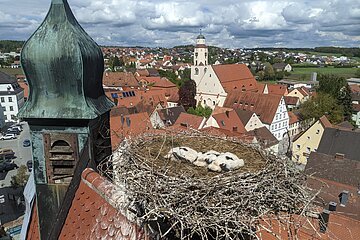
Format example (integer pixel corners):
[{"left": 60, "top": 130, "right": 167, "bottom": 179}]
[
  {"left": 290, "top": 67, "right": 357, "bottom": 80},
  {"left": 0, "top": 68, "right": 24, "bottom": 77}
]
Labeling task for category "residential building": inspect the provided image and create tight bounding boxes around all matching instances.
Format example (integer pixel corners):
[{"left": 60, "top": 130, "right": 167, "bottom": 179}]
[
  {"left": 291, "top": 116, "right": 331, "bottom": 164},
  {"left": 102, "top": 71, "right": 139, "bottom": 89},
  {"left": 284, "top": 96, "right": 300, "bottom": 111},
  {"left": 0, "top": 72, "right": 25, "bottom": 122},
  {"left": 352, "top": 103, "right": 360, "bottom": 127},
  {"left": 224, "top": 91, "right": 289, "bottom": 140},
  {"left": 287, "top": 87, "right": 310, "bottom": 103},
  {"left": 259, "top": 83, "right": 288, "bottom": 96},
  {"left": 287, "top": 112, "right": 302, "bottom": 137},
  {"left": 150, "top": 105, "right": 185, "bottom": 128},
  {"left": 235, "top": 109, "right": 264, "bottom": 131},
  {"left": 272, "top": 62, "right": 292, "bottom": 72},
  {"left": 172, "top": 112, "right": 206, "bottom": 130},
  {"left": 203, "top": 109, "right": 247, "bottom": 133},
  {"left": 246, "top": 127, "right": 279, "bottom": 154}
]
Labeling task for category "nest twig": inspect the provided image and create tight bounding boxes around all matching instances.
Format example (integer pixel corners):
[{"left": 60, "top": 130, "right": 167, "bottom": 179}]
[{"left": 99, "top": 132, "right": 317, "bottom": 240}]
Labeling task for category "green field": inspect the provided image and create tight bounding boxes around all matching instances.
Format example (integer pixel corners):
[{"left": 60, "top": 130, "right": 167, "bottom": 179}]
[
  {"left": 0, "top": 68, "right": 24, "bottom": 77},
  {"left": 290, "top": 67, "right": 357, "bottom": 80}
]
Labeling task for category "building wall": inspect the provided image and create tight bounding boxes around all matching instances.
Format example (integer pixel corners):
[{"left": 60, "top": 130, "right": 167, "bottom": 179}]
[
  {"left": 195, "top": 66, "right": 228, "bottom": 110},
  {"left": 287, "top": 89, "right": 308, "bottom": 103},
  {"left": 149, "top": 111, "right": 165, "bottom": 129},
  {"left": 352, "top": 112, "right": 360, "bottom": 128},
  {"left": 268, "top": 97, "right": 289, "bottom": 140},
  {"left": 244, "top": 113, "right": 264, "bottom": 131},
  {"left": 292, "top": 119, "right": 325, "bottom": 165},
  {"left": 202, "top": 116, "right": 220, "bottom": 128}
]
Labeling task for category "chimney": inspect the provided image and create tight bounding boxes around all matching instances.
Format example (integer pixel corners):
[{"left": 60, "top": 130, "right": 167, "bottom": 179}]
[
  {"left": 339, "top": 190, "right": 349, "bottom": 206},
  {"left": 328, "top": 201, "right": 337, "bottom": 211},
  {"left": 319, "top": 209, "right": 330, "bottom": 233},
  {"left": 334, "top": 153, "right": 345, "bottom": 160}
]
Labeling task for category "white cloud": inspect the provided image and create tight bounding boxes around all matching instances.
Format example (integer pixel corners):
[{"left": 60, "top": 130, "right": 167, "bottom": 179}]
[{"left": 0, "top": 0, "right": 358, "bottom": 48}]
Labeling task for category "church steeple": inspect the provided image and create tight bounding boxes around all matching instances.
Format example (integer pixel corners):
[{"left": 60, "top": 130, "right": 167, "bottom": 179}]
[
  {"left": 20, "top": 1, "right": 114, "bottom": 239},
  {"left": 19, "top": 0, "right": 113, "bottom": 120},
  {"left": 194, "top": 31, "right": 208, "bottom": 66}
]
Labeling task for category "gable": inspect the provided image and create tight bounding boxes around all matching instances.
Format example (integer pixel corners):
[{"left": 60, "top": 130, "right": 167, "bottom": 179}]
[{"left": 197, "top": 66, "right": 226, "bottom": 95}]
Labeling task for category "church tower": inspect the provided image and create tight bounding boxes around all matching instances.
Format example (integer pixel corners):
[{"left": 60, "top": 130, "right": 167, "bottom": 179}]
[
  {"left": 19, "top": 0, "right": 114, "bottom": 239},
  {"left": 191, "top": 33, "right": 208, "bottom": 86}
]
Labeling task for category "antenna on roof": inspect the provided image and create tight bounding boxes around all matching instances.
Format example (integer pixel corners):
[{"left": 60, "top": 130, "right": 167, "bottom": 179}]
[{"left": 200, "top": 28, "right": 202, "bottom": 35}]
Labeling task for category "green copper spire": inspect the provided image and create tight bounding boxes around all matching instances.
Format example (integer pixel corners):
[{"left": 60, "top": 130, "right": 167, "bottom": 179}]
[{"left": 19, "top": 0, "right": 114, "bottom": 120}]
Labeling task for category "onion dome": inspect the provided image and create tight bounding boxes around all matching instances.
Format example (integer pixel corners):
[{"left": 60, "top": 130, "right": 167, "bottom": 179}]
[
  {"left": 19, "top": 0, "right": 114, "bottom": 120},
  {"left": 196, "top": 34, "right": 205, "bottom": 40}
]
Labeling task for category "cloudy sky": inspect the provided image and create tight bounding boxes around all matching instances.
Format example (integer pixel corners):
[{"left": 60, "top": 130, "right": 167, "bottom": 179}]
[{"left": 0, "top": 0, "right": 359, "bottom": 48}]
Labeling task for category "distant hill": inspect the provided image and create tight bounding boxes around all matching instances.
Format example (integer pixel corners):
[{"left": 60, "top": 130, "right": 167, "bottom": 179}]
[
  {"left": 0, "top": 40, "right": 25, "bottom": 53},
  {"left": 247, "top": 47, "right": 360, "bottom": 57}
]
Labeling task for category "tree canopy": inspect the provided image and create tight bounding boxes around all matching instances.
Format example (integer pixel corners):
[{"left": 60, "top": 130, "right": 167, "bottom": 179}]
[
  {"left": 178, "top": 79, "right": 197, "bottom": 110},
  {"left": 300, "top": 93, "right": 343, "bottom": 124},
  {"left": 187, "top": 104, "right": 212, "bottom": 118}
]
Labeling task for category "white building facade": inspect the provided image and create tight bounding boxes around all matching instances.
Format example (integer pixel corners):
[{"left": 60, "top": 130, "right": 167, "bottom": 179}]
[
  {"left": 0, "top": 72, "right": 25, "bottom": 122},
  {"left": 268, "top": 97, "right": 289, "bottom": 140}
]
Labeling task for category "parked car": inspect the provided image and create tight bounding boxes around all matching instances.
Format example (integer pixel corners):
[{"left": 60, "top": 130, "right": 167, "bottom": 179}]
[
  {"left": 26, "top": 160, "right": 33, "bottom": 172},
  {"left": 0, "top": 162, "right": 18, "bottom": 172},
  {"left": 0, "top": 149, "right": 15, "bottom": 160},
  {"left": 10, "top": 125, "right": 22, "bottom": 132},
  {"left": 6, "top": 128, "right": 20, "bottom": 135},
  {"left": 23, "top": 139, "right": 31, "bottom": 147},
  {"left": 0, "top": 134, "right": 16, "bottom": 140}
]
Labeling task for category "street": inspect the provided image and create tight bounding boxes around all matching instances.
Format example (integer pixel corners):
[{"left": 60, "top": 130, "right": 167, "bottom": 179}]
[{"left": 0, "top": 122, "right": 32, "bottom": 188}]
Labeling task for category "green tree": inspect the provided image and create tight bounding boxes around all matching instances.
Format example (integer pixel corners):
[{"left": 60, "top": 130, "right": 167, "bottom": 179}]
[
  {"left": 318, "top": 74, "right": 352, "bottom": 121},
  {"left": 10, "top": 165, "right": 29, "bottom": 188},
  {"left": 264, "top": 63, "right": 275, "bottom": 81},
  {"left": 300, "top": 93, "right": 343, "bottom": 124},
  {"left": 355, "top": 68, "right": 360, "bottom": 78},
  {"left": 187, "top": 105, "right": 212, "bottom": 118},
  {"left": 178, "top": 79, "right": 196, "bottom": 110}
]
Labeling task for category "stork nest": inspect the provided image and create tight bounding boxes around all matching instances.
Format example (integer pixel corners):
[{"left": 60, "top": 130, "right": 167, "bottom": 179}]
[{"left": 100, "top": 133, "right": 316, "bottom": 240}]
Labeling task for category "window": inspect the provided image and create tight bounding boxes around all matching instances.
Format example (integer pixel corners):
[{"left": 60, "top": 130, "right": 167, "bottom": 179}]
[
  {"left": 204, "top": 68, "right": 207, "bottom": 73},
  {"left": 213, "top": 101, "right": 216, "bottom": 106},
  {"left": 8, "top": 97, "right": 12, "bottom": 102},
  {"left": 195, "top": 52, "right": 198, "bottom": 58},
  {"left": 221, "top": 120, "right": 225, "bottom": 126},
  {"left": 307, "top": 147, "right": 311, "bottom": 153},
  {"left": 1, "top": 107, "right": 5, "bottom": 112},
  {"left": 203, "top": 100, "right": 206, "bottom": 105},
  {"left": 209, "top": 74, "right": 212, "bottom": 77},
  {"left": 195, "top": 68, "right": 199, "bottom": 75},
  {"left": 271, "top": 125, "right": 274, "bottom": 130},
  {"left": 0, "top": 97, "right": 4, "bottom": 103},
  {"left": 296, "top": 144, "right": 300, "bottom": 149},
  {"left": 307, "top": 136, "right": 310, "bottom": 140},
  {"left": 276, "top": 114, "right": 278, "bottom": 120},
  {"left": 316, "top": 129, "right": 320, "bottom": 134},
  {"left": 283, "top": 113, "right": 285, "bottom": 118},
  {"left": 9, "top": 106, "right": 13, "bottom": 111},
  {"left": 295, "top": 155, "right": 299, "bottom": 160}
]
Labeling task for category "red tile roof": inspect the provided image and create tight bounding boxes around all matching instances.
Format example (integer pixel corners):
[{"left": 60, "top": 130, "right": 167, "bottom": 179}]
[
  {"left": 319, "top": 115, "right": 332, "bottom": 128},
  {"left": 257, "top": 212, "right": 360, "bottom": 240},
  {"left": 350, "top": 84, "right": 360, "bottom": 93},
  {"left": 18, "top": 81, "right": 29, "bottom": 99},
  {"left": 173, "top": 112, "right": 204, "bottom": 129},
  {"left": 266, "top": 84, "right": 288, "bottom": 96},
  {"left": 212, "top": 64, "right": 258, "bottom": 92},
  {"left": 59, "top": 168, "right": 147, "bottom": 240},
  {"left": 103, "top": 72, "right": 139, "bottom": 87},
  {"left": 284, "top": 95, "right": 299, "bottom": 106},
  {"left": 137, "top": 76, "right": 177, "bottom": 89},
  {"left": 212, "top": 109, "right": 247, "bottom": 133},
  {"left": 26, "top": 202, "right": 40, "bottom": 240},
  {"left": 288, "top": 111, "right": 300, "bottom": 125},
  {"left": 110, "top": 112, "right": 152, "bottom": 149},
  {"left": 224, "top": 91, "right": 282, "bottom": 125}
]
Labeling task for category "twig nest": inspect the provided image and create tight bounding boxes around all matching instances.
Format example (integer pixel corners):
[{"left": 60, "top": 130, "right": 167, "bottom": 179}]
[{"left": 165, "top": 147, "right": 244, "bottom": 172}]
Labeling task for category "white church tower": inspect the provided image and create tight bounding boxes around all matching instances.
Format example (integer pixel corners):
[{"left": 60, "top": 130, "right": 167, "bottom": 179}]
[{"left": 191, "top": 33, "right": 208, "bottom": 86}]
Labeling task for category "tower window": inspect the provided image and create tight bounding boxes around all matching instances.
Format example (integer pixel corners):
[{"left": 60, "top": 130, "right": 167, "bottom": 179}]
[
  {"left": 195, "top": 68, "right": 199, "bottom": 75},
  {"left": 195, "top": 52, "right": 198, "bottom": 58}
]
